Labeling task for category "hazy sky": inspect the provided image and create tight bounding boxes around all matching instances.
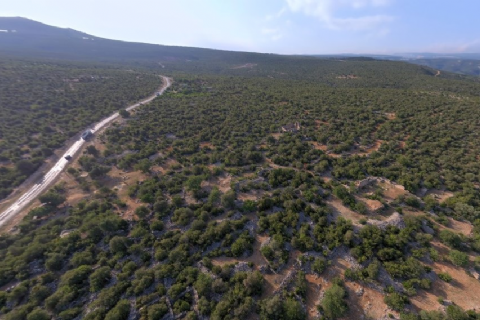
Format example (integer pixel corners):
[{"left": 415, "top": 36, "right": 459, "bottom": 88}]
[{"left": 2, "top": 0, "right": 480, "bottom": 54}]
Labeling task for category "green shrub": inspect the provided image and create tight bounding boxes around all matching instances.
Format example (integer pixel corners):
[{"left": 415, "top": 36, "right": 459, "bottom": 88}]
[
  {"left": 384, "top": 292, "right": 409, "bottom": 311},
  {"left": 148, "top": 302, "right": 169, "bottom": 320},
  {"left": 438, "top": 272, "right": 452, "bottom": 282},
  {"left": 449, "top": 250, "right": 469, "bottom": 267},
  {"left": 27, "top": 309, "right": 50, "bottom": 320},
  {"left": 109, "top": 236, "right": 129, "bottom": 255},
  {"left": 105, "top": 299, "right": 130, "bottom": 320},
  {"left": 151, "top": 220, "right": 164, "bottom": 231},
  {"left": 320, "top": 283, "right": 348, "bottom": 319},
  {"left": 439, "top": 230, "right": 462, "bottom": 249},
  {"left": 312, "top": 257, "right": 327, "bottom": 274},
  {"left": 90, "top": 266, "right": 112, "bottom": 292}
]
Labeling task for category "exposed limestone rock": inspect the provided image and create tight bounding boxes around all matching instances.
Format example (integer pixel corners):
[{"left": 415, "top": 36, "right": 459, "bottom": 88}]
[{"left": 368, "top": 212, "right": 405, "bottom": 230}]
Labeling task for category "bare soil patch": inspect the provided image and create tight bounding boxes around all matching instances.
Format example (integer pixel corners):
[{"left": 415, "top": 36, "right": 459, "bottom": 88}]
[
  {"left": 238, "top": 189, "right": 267, "bottom": 201},
  {"left": 358, "top": 197, "right": 384, "bottom": 212},
  {"left": 314, "top": 120, "right": 329, "bottom": 129},
  {"left": 306, "top": 254, "right": 395, "bottom": 319},
  {"left": 344, "top": 282, "right": 395, "bottom": 320},
  {"left": 378, "top": 180, "right": 409, "bottom": 201},
  {"left": 336, "top": 75, "right": 359, "bottom": 79},
  {"left": 309, "top": 141, "right": 328, "bottom": 151},
  {"left": 448, "top": 218, "right": 473, "bottom": 236},
  {"left": 241, "top": 172, "right": 257, "bottom": 179},
  {"left": 61, "top": 170, "right": 89, "bottom": 207},
  {"left": 385, "top": 112, "right": 397, "bottom": 120},
  {"left": 231, "top": 63, "right": 257, "bottom": 69},
  {"left": 105, "top": 166, "right": 147, "bottom": 190},
  {"left": 0, "top": 162, "right": 14, "bottom": 169},
  {"left": 399, "top": 135, "right": 410, "bottom": 149},
  {"left": 308, "top": 140, "right": 383, "bottom": 158},
  {"left": 425, "top": 189, "right": 454, "bottom": 204},
  {"left": 151, "top": 158, "right": 181, "bottom": 175},
  {"left": 184, "top": 191, "right": 201, "bottom": 206},
  {"left": 327, "top": 198, "right": 365, "bottom": 225},
  {"left": 199, "top": 142, "right": 215, "bottom": 149},
  {"left": 305, "top": 258, "right": 351, "bottom": 319},
  {"left": 202, "top": 174, "right": 232, "bottom": 194},
  {"left": 432, "top": 217, "right": 473, "bottom": 237},
  {"left": 210, "top": 235, "right": 269, "bottom": 269},
  {"left": 306, "top": 274, "right": 323, "bottom": 319},
  {"left": 262, "top": 250, "right": 300, "bottom": 298},
  {"left": 412, "top": 242, "right": 480, "bottom": 312},
  {"left": 326, "top": 152, "right": 342, "bottom": 159},
  {"left": 257, "top": 143, "right": 268, "bottom": 150},
  {"left": 105, "top": 167, "right": 148, "bottom": 220},
  {"left": 356, "top": 177, "right": 410, "bottom": 206},
  {"left": 265, "top": 158, "right": 282, "bottom": 170},
  {"left": 320, "top": 171, "right": 333, "bottom": 183},
  {"left": 357, "top": 140, "right": 383, "bottom": 156}
]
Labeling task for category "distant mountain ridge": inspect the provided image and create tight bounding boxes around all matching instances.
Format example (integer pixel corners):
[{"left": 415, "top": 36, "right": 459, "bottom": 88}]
[
  {"left": 397, "top": 52, "right": 480, "bottom": 60},
  {"left": 1, "top": 17, "right": 480, "bottom": 76},
  {"left": 313, "top": 52, "right": 480, "bottom": 61},
  {"left": 0, "top": 17, "right": 90, "bottom": 37},
  {"left": 311, "top": 52, "right": 480, "bottom": 77},
  {"left": 0, "top": 17, "right": 267, "bottom": 63}
]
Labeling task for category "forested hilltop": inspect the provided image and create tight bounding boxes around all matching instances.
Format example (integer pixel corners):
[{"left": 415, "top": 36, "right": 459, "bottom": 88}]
[
  {"left": 411, "top": 58, "right": 480, "bottom": 77},
  {"left": 0, "top": 59, "right": 161, "bottom": 199}
]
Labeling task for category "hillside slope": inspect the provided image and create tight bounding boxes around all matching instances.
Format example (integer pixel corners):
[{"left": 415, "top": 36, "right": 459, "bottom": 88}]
[
  {"left": 0, "top": 17, "right": 266, "bottom": 63},
  {"left": 411, "top": 58, "right": 480, "bottom": 77}
]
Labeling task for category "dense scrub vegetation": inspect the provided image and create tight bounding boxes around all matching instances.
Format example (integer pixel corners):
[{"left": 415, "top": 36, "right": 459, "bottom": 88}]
[
  {"left": 0, "top": 59, "right": 160, "bottom": 199},
  {"left": 2, "top": 56, "right": 480, "bottom": 319},
  {"left": 108, "top": 72, "right": 480, "bottom": 200}
]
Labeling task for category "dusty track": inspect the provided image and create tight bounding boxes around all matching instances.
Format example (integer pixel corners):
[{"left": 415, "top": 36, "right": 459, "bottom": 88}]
[{"left": 0, "top": 76, "right": 172, "bottom": 229}]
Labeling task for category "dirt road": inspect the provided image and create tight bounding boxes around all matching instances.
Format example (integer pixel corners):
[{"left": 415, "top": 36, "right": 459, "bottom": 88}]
[{"left": 0, "top": 76, "right": 172, "bottom": 229}]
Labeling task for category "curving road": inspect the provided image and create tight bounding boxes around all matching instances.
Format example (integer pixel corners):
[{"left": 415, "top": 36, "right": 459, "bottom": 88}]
[{"left": 0, "top": 76, "right": 172, "bottom": 228}]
